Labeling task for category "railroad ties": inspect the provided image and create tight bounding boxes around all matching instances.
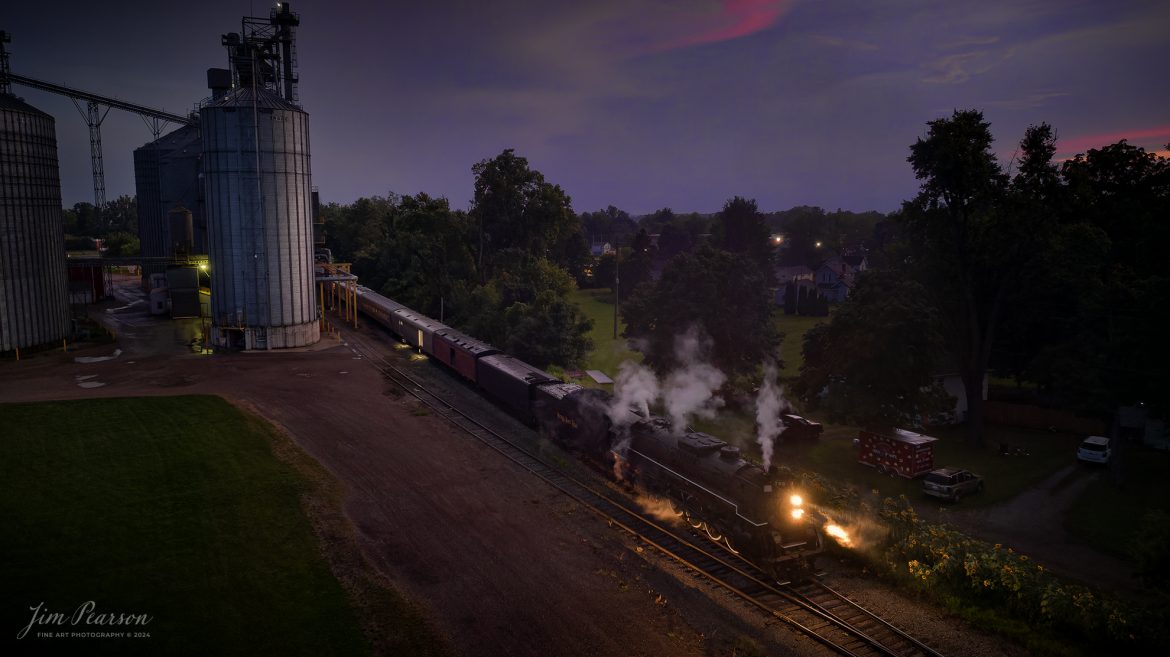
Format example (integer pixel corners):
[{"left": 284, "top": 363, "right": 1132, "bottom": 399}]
[{"left": 344, "top": 331, "right": 946, "bottom": 657}]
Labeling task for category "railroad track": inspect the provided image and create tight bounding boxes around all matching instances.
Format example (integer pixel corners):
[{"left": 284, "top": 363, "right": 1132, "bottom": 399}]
[{"left": 341, "top": 329, "right": 944, "bottom": 657}]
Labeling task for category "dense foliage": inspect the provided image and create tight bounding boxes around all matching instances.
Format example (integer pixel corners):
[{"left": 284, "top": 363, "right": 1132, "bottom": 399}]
[
  {"left": 322, "top": 151, "right": 594, "bottom": 369},
  {"left": 470, "top": 149, "right": 588, "bottom": 281},
  {"left": 621, "top": 245, "right": 778, "bottom": 379},
  {"left": 62, "top": 195, "right": 139, "bottom": 254},
  {"left": 795, "top": 110, "right": 1170, "bottom": 442},
  {"left": 793, "top": 271, "right": 950, "bottom": 428},
  {"left": 782, "top": 469, "right": 1166, "bottom": 653}
]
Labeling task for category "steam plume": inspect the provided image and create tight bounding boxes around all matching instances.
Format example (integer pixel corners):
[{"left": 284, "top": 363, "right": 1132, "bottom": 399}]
[
  {"left": 754, "top": 362, "right": 790, "bottom": 470},
  {"left": 662, "top": 327, "right": 726, "bottom": 432},
  {"left": 609, "top": 360, "right": 660, "bottom": 425}
]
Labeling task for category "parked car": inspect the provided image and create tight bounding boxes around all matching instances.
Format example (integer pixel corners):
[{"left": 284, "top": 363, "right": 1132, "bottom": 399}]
[
  {"left": 923, "top": 467, "right": 984, "bottom": 502},
  {"left": 780, "top": 413, "right": 823, "bottom": 441},
  {"left": 1076, "top": 435, "right": 1111, "bottom": 464}
]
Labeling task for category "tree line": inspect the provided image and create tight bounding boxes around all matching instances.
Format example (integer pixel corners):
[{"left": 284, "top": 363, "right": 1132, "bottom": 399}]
[
  {"left": 61, "top": 196, "right": 140, "bottom": 255},
  {"left": 322, "top": 150, "right": 592, "bottom": 370},
  {"left": 793, "top": 110, "right": 1170, "bottom": 444}
]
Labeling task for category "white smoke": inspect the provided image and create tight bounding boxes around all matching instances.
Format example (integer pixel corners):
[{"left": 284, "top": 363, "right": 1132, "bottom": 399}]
[
  {"left": 609, "top": 360, "right": 660, "bottom": 425},
  {"left": 662, "top": 327, "right": 725, "bottom": 432},
  {"left": 609, "top": 326, "right": 726, "bottom": 436},
  {"left": 754, "top": 362, "right": 791, "bottom": 471}
]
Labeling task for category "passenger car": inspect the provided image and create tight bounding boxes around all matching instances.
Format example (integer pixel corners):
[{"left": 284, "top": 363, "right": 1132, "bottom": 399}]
[
  {"left": 923, "top": 467, "right": 983, "bottom": 501},
  {"left": 1076, "top": 435, "right": 1111, "bottom": 464}
]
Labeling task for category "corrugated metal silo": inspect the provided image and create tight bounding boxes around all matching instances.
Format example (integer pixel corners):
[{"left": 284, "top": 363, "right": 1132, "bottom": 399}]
[
  {"left": 0, "top": 92, "right": 69, "bottom": 353},
  {"left": 134, "top": 122, "right": 206, "bottom": 263},
  {"left": 200, "top": 86, "right": 318, "bottom": 349}
]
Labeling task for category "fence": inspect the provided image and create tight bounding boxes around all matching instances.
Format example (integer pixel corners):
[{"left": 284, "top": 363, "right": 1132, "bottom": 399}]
[{"left": 984, "top": 400, "right": 1106, "bottom": 434}]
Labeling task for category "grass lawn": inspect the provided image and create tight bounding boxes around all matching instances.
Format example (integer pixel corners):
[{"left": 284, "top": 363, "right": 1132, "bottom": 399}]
[
  {"left": 789, "top": 424, "right": 1084, "bottom": 508},
  {"left": 772, "top": 312, "right": 826, "bottom": 380},
  {"left": 1065, "top": 446, "right": 1170, "bottom": 560},
  {"left": 568, "top": 287, "right": 641, "bottom": 379},
  {"left": 0, "top": 396, "right": 442, "bottom": 656},
  {"left": 689, "top": 403, "right": 1083, "bottom": 512}
]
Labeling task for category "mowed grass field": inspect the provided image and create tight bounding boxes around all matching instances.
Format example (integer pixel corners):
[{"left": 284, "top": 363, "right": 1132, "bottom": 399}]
[
  {"left": 569, "top": 287, "right": 641, "bottom": 379},
  {"left": 791, "top": 425, "right": 1085, "bottom": 508},
  {"left": 772, "top": 312, "right": 826, "bottom": 380},
  {"left": 0, "top": 396, "right": 371, "bottom": 657}
]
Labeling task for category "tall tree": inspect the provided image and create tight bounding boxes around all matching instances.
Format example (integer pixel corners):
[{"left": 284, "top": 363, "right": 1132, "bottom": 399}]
[
  {"left": 656, "top": 222, "right": 694, "bottom": 260},
  {"left": 794, "top": 271, "right": 950, "bottom": 428},
  {"left": 104, "top": 195, "right": 138, "bottom": 234},
  {"left": 622, "top": 245, "right": 778, "bottom": 379},
  {"left": 502, "top": 290, "right": 594, "bottom": 369},
  {"left": 455, "top": 251, "right": 594, "bottom": 368},
  {"left": 638, "top": 207, "right": 676, "bottom": 234},
  {"left": 471, "top": 149, "right": 580, "bottom": 278},
  {"left": 1060, "top": 142, "right": 1170, "bottom": 415},
  {"left": 900, "top": 110, "right": 1012, "bottom": 445},
  {"left": 380, "top": 193, "right": 476, "bottom": 319},
  {"left": 713, "top": 196, "right": 773, "bottom": 278},
  {"left": 580, "top": 205, "right": 637, "bottom": 247},
  {"left": 321, "top": 195, "right": 397, "bottom": 289}
]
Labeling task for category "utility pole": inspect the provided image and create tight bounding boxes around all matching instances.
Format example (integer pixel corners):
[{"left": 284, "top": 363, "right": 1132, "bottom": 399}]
[{"left": 613, "top": 245, "right": 620, "bottom": 339}]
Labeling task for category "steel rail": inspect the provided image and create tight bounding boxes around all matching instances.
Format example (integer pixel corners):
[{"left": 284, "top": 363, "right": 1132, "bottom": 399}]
[
  {"left": 786, "top": 581, "right": 947, "bottom": 657},
  {"left": 342, "top": 327, "right": 944, "bottom": 657}
]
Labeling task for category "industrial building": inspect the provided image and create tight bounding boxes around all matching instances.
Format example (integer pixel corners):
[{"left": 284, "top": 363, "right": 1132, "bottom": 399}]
[{"left": 2, "top": 3, "right": 323, "bottom": 353}]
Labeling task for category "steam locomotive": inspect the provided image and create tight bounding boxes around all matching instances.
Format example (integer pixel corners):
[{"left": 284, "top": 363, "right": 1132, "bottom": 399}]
[{"left": 350, "top": 284, "right": 823, "bottom": 576}]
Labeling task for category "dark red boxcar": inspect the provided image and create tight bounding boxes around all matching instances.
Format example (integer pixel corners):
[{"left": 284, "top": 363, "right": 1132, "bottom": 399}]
[{"left": 432, "top": 328, "right": 498, "bottom": 383}]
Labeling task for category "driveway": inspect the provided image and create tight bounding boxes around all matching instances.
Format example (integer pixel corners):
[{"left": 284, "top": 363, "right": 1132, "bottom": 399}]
[{"left": 927, "top": 464, "right": 1141, "bottom": 595}]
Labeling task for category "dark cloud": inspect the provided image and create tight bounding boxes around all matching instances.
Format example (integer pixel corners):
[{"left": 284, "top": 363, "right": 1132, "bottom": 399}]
[{"left": 3, "top": 0, "right": 1167, "bottom": 214}]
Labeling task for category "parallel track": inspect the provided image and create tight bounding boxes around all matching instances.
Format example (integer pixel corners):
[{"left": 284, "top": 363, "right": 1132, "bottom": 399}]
[{"left": 342, "top": 329, "right": 944, "bottom": 657}]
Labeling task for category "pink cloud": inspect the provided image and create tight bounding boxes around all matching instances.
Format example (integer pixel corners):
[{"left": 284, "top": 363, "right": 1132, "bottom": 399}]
[
  {"left": 648, "top": 1, "right": 793, "bottom": 53},
  {"left": 1058, "top": 125, "right": 1170, "bottom": 155}
]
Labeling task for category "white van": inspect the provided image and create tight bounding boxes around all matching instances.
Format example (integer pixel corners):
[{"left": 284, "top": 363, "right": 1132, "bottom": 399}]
[{"left": 1076, "top": 436, "right": 1111, "bottom": 464}]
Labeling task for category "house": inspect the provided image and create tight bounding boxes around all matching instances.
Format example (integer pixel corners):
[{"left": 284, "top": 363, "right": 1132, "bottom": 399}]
[
  {"left": 775, "top": 264, "right": 814, "bottom": 283},
  {"left": 814, "top": 254, "right": 868, "bottom": 303},
  {"left": 589, "top": 242, "right": 614, "bottom": 257},
  {"left": 842, "top": 254, "right": 868, "bottom": 273}
]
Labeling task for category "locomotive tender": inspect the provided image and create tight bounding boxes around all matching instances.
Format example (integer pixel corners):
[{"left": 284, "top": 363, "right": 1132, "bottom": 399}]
[{"left": 350, "top": 284, "right": 823, "bottom": 576}]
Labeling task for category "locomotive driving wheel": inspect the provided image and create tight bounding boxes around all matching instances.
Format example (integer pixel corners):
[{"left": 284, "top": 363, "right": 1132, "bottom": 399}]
[
  {"left": 685, "top": 512, "right": 703, "bottom": 529},
  {"left": 703, "top": 523, "right": 723, "bottom": 542},
  {"left": 723, "top": 535, "right": 739, "bottom": 554}
]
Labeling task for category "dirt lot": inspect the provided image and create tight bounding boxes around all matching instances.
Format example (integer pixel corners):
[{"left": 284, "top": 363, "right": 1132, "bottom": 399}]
[{"left": 0, "top": 295, "right": 1039, "bottom": 657}]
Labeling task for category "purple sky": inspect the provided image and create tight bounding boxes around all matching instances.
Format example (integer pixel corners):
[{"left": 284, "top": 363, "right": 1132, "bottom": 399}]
[{"left": 5, "top": 0, "right": 1168, "bottom": 215}]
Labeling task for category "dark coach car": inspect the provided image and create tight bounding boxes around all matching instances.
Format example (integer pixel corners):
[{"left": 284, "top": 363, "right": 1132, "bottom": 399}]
[{"left": 476, "top": 354, "right": 558, "bottom": 422}]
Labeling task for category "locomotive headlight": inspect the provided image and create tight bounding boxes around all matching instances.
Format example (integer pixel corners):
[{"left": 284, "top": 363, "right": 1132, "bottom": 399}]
[
  {"left": 790, "top": 508, "right": 805, "bottom": 520},
  {"left": 789, "top": 494, "right": 803, "bottom": 507}
]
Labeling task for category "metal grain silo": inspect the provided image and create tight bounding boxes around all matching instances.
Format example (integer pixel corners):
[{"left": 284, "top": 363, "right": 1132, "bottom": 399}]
[
  {"left": 0, "top": 92, "right": 69, "bottom": 353},
  {"left": 200, "top": 86, "right": 318, "bottom": 349},
  {"left": 134, "top": 122, "right": 206, "bottom": 261}
]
